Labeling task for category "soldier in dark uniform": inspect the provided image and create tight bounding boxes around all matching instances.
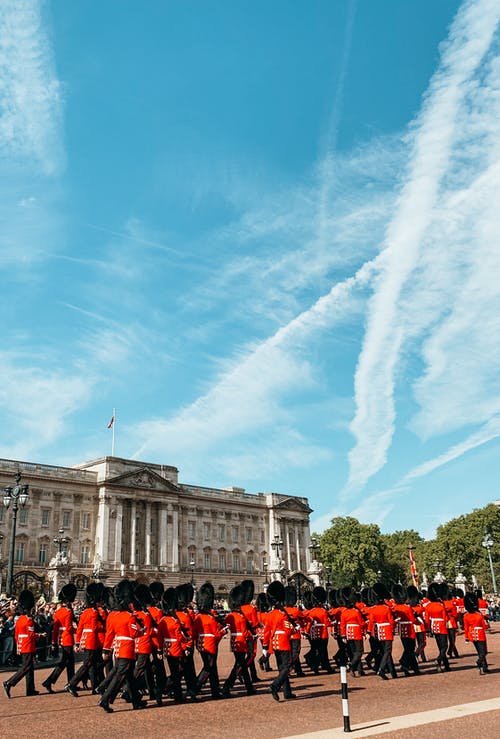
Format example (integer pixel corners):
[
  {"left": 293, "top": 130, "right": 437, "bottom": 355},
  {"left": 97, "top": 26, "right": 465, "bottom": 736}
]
[{"left": 3, "top": 590, "right": 40, "bottom": 698}]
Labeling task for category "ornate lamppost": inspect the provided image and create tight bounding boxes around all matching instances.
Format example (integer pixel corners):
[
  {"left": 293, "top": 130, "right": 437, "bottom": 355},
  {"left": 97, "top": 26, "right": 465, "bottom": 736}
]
[
  {"left": 263, "top": 560, "right": 269, "bottom": 584},
  {"left": 3, "top": 471, "right": 30, "bottom": 596},
  {"left": 271, "top": 534, "right": 284, "bottom": 580},
  {"left": 324, "top": 564, "right": 331, "bottom": 591},
  {"left": 190, "top": 558, "right": 196, "bottom": 585},
  {"left": 482, "top": 530, "right": 497, "bottom": 596},
  {"left": 53, "top": 528, "right": 69, "bottom": 558}
]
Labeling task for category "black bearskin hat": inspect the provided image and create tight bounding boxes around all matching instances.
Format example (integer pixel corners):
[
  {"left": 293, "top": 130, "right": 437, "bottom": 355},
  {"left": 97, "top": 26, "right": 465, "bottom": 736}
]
[
  {"left": 162, "top": 587, "right": 178, "bottom": 614},
  {"left": 114, "top": 579, "right": 134, "bottom": 610},
  {"left": 340, "top": 586, "right": 355, "bottom": 608},
  {"left": 464, "top": 592, "right": 479, "bottom": 613},
  {"left": 256, "top": 592, "right": 269, "bottom": 612},
  {"left": 19, "top": 589, "right": 35, "bottom": 613},
  {"left": 328, "top": 589, "right": 338, "bottom": 608},
  {"left": 58, "top": 582, "right": 77, "bottom": 604},
  {"left": 456, "top": 587, "right": 464, "bottom": 598},
  {"left": 86, "top": 582, "right": 102, "bottom": 607},
  {"left": 284, "top": 585, "right": 297, "bottom": 607},
  {"left": 427, "top": 582, "right": 441, "bottom": 602},
  {"left": 302, "top": 589, "right": 313, "bottom": 609},
  {"left": 360, "top": 587, "right": 371, "bottom": 606},
  {"left": 371, "top": 582, "right": 390, "bottom": 603},
  {"left": 240, "top": 579, "right": 255, "bottom": 605},
  {"left": 391, "top": 583, "right": 406, "bottom": 605},
  {"left": 176, "top": 583, "right": 193, "bottom": 609},
  {"left": 197, "top": 582, "right": 215, "bottom": 613},
  {"left": 406, "top": 585, "right": 420, "bottom": 607},
  {"left": 103, "top": 586, "right": 116, "bottom": 610},
  {"left": 228, "top": 584, "right": 244, "bottom": 611},
  {"left": 312, "top": 586, "right": 327, "bottom": 606},
  {"left": 438, "top": 582, "right": 450, "bottom": 600},
  {"left": 149, "top": 581, "right": 164, "bottom": 605},
  {"left": 134, "top": 583, "right": 153, "bottom": 609},
  {"left": 267, "top": 580, "right": 285, "bottom": 605},
  {"left": 475, "top": 588, "right": 484, "bottom": 599}
]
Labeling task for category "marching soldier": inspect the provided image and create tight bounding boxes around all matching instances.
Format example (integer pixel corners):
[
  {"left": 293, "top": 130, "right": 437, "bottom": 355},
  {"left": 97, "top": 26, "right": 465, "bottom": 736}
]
[
  {"left": 65, "top": 582, "right": 105, "bottom": 696},
  {"left": 42, "top": 583, "right": 77, "bottom": 693},
  {"left": 189, "top": 582, "right": 226, "bottom": 700},
  {"left": 424, "top": 582, "right": 450, "bottom": 672},
  {"left": 263, "top": 580, "right": 296, "bottom": 701},
  {"left": 3, "top": 590, "right": 40, "bottom": 698},
  {"left": 463, "top": 592, "right": 490, "bottom": 674},
  {"left": 221, "top": 584, "right": 256, "bottom": 698}
]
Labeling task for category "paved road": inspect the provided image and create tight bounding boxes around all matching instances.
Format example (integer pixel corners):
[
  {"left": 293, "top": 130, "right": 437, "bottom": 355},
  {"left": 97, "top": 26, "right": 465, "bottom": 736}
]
[{"left": 1, "top": 627, "right": 498, "bottom": 738}]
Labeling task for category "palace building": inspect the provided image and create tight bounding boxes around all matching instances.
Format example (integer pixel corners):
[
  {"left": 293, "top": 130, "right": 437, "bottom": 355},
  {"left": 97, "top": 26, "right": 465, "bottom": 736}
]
[{"left": 0, "top": 455, "right": 315, "bottom": 598}]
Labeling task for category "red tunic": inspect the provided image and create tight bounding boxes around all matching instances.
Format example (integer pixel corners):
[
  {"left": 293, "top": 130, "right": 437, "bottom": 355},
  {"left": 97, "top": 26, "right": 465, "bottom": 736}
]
[
  {"left": 75, "top": 608, "right": 101, "bottom": 651},
  {"left": 263, "top": 608, "right": 294, "bottom": 653},
  {"left": 52, "top": 606, "right": 76, "bottom": 647},
  {"left": 463, "top": 612, "right": 489, "bottom": 643},
  {"left": 367, "top": 604, "right": 395, "bottom": 641},
  {"left": 15, "top": 614, "right": 37, "bottom": 654},
  {"left": 340, "top": 607, "right": 366, "bottom": 640},
  {"left": 284, "top": 606, "right": 307, "bottom": 642},
  {"left": 103, "top": 610, "right": 140, "bottom": 659},
  {"left": 134, "top": 609, "right": 154, "bottom": 654},
  {"left": 176, "top": 609, "right": 194, "bottom": 650},
  {"left": 305, "top": 606, "right": 330, "bottom": 640},
  {"left": 147, "top": 605, "right": 163, "bottom": 650},
  {"left": 158, "top": 615, "right": 187, "bottom": 658},
  {"left": 225, "top": 611, "right": 253, "bottom": 653},
  {"left": 392, "top": 604, "right": 416, "bottom": 639},
  {"left": 193, "top": 612, "right": 224, "bottom": 655},
  {"left": 424, "top": 602, "right": 448, "bottom": 635},
  {"left": 443, "top": 599, "right": 458, "bottom": 629}
]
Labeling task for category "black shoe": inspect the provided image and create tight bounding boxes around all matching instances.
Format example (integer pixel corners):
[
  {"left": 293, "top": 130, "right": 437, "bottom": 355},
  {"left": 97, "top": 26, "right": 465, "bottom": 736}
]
[
  {"left": 133, "top": 700, "right": 147, "bottom": 709},
  {"left": 156, "top": 696, "right": 163, "bottom": 706},
  {"left": 269, "top": 686, "right": 280, "bottom": 702},
  {"left": 284, "top": 693, "right": 297, "bottom": 700},
  {"left": 42, "top": 680, "right": 54, "bottom": 694},
  {"left": 252, "top": 676, "right": 263, "bottom": 682},
  {"left": 98, "top": 699, "right": 113, "bottom": 713},
  {"left": 3, "top": 682, "right": 11, "bottom": 699},
  {"left": 377, "top": 671, "right": 388, "bottom": 680},
  {"left": 185, "top": 690, "right": 198, "bottom": 701},
  {"left": 246, "top": 686, "right": 257, "bottom": 696},
  {"left": 27, "top": 690, "right": 40, "bottom": 696},
  {"left": 65, "top": 683, "right": 79, "bottom": 698}
]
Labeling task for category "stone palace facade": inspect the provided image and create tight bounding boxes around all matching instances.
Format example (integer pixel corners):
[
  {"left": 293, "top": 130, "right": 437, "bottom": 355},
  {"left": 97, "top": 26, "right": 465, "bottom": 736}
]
[{"left": 0, "top": 455, "right": 315, "bottom": 597}]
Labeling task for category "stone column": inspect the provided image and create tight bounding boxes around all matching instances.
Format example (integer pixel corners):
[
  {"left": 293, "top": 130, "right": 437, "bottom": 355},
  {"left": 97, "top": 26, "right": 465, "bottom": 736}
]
[
  {"left": 295, "top": 525, "right": 301, "bottom": 571},
  {"left": 172, "top": 507, "right": 179, "bottom": 571},
  {"left": 96, "top": 489, "right": 110, "bottom": 564},
  {"left": 159, "top": 506, "right": 167, "bottom": 566},
  {"left": 114, "top": 499, "right": 123, "bottom": 566},
  {"left": 145, "top": 502, "right": 151, "bottom": 566},
  {"left": 130, "top": 500, "right": 136, "bottom": 566},
  {"left": 285, "top": 521, "right": 291, "bottom": 570}
]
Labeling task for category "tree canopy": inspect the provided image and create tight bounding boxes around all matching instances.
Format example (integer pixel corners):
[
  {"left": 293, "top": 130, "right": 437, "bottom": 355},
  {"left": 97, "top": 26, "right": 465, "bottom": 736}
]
[{"left": 317, "top": 504, "right": 500, "bottom": 592}]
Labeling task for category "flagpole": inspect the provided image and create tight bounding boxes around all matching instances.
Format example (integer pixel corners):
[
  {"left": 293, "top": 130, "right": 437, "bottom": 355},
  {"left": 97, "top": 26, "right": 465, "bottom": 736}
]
[{"left": 111, "top": 407, "right": 116, "bottom": 457}]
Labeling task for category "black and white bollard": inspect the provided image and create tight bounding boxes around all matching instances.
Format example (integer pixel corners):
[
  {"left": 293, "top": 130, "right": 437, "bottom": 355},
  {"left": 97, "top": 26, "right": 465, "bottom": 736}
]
[{"left": 340, "top": 665, "right": 351, "bottom": 732}]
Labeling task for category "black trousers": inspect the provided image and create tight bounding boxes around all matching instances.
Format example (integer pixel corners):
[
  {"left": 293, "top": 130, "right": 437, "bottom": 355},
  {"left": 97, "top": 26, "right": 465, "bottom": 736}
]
[
  {"left": 181, "top": 652, "right": 196, "bottom": 691},
  {"left": 434, "top": 633, "right": 450, "bottom": 670},
  {"left": 400, "top": 637, "right": 419, "bottom": 672},
  {"left": 473, "top": 640, "right": 488, "bottom": 669},
  {"left": 47, "top": 645, "right": 75, "bottom": 685},
  {"left": 101, "top": 657, "right": 140, "bottom": 706},
  {"left": 347, "top": 639, "right": 364, "bottom": 673},
  {"left": 270, "top": 649, "right": 293, "bottom": 698},
  {"left": 151, "top": 647, "right": 167, "bottom": 694},
  {"left": 166, "top": 655, "right": 183, "bottom": 701},
  {"left": 195, "top": 650, "right": 220, "bottom": 697},
  {"left": 377, "top": 640, "right": 395, "bottom": 675},
  {"left": 134, "top": 652, "right": 156, "bottom": 697},
  {"left": 69, "top": 649, "right": 99, "bottom": 690},
  {"left": 5, "top": 652, "right": 35, "bottom": 695},
  {"left": 310, "top": 638, "right": 332, "bottom": 672},
  {"left": 223, "top": 651, "right": 253, "bottom": 694},
  {"left": 290, "top": 639, "right": 303, "bottom": 674}
]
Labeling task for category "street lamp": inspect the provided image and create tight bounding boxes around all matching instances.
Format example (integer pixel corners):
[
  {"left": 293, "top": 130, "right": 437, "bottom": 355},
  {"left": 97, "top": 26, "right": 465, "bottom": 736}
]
[
  {"left": 482, "top": 530, "right": 497, "bottom": 596},
  {"left": 53, "top": 528, "right": 69, "bottom": 556},
  {"left": 271, "top": 534, "right": 283, "bottom": 563},
  {"left": 263, "top": 560, "right": 269, "bottom": 584},
  {"left": 308, "top": 536, "right": 320, "bottom": 562},
  {"left": 324, "top": 564, "right": 331, "bottom": 590},
  {"left": 3, "top": 471, "right": 30, "bottom": 596},
  {"left": 190, "top": 558, "right": 195, "bottom": 585}
]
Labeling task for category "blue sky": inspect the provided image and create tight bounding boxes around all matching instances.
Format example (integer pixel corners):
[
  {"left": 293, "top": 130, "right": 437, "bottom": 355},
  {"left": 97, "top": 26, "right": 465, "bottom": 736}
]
[{"left": 1, "top": 0, "right": 500, "bottom": 540}]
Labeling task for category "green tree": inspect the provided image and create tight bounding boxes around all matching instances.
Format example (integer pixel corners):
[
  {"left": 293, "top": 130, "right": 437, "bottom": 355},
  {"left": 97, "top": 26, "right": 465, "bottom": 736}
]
[{"left": 319, "top": 516, "right": 385, "bottom": 587}]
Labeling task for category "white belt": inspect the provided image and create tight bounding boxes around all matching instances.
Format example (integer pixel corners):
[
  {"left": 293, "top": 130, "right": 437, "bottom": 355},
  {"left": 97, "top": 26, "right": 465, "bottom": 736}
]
[
  {"left": 83, "top": 629, "right": 93, "bottom": 633},
  {"left": 275, "top": 630, "right": 286, "bottom": 634},
  {"left": 163, "top": 638, "right": 178, "bottom": 643},
  {"left": 377, "top": 622, "right": 390, "bottom": 626},
  {"left": 399, "top": 621, "right": 411, "bottom": 625},
  {"left": 200, "top": 633, "right": 215, "bottom": 637},
  {"left": 230, "top": 632, "right": 243, "bottom": 636},
  {"left": 431, "top": 618, "right": 444, "bottom": 622},
  {"left": 115, "top": 636, "right": 134, "bottom": 641}
]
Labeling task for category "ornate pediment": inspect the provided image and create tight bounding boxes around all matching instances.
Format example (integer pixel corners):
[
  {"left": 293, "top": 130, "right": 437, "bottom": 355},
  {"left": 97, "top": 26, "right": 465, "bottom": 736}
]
[
  {"left": 275, "top": 496, "right": 312, "bottom": 514},
  {"left": 104, "top": 467, "right": 180, "bottom": 493}
]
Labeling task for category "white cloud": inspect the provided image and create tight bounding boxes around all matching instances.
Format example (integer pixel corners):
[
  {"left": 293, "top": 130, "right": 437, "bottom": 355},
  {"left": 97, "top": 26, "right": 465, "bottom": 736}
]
[
  {"left": 346, "top": 0, "right": 500, "bottom": 494},
  {"left": 0, "top": 0, "right": 64, "bottom": 174}
]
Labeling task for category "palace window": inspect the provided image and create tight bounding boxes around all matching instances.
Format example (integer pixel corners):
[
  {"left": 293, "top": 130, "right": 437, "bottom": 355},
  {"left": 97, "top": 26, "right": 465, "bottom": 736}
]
[
  {"left": 62, "top": 510, "right": 71, "bottom": 529},
  {"left": 204, "top": 552, "right": 211, "bottom": 570},
  {"left": 218, "top": 524, "right": 225, "bottom": 542},
  {"left": 203, "top": 522, "right": 210, "bottom": 540},
  {"left": 188, "top": 521, "right": 196, "bottom": 539},
  {"left": 15, "top": 542, "right": 25, "bottom": 562},
  {"left": 245, "top": 527, "right": 252, "bottom": 543},
  {"left": 232, "top": 526, "right": 239, "bottom": 543},
  {"left": 41, "top": 509, "right": 50, "bottom": 527},
  {"left": 232, "top": 553, "right": 240, "bottom": 571},
  {"left": 19, "top": 508, "right": 28, "bottom": 525},
  {"left": 39, "top": 543, "right": 48, "bottom": 564},
  {"left": 81, "top": 545, "right": 90, "bottom": 564},
  {"left": 219, "top": 552, "right": 226, "bottom": 570},
  {"left": 81, "top": 512, "right": 91, "bottom": 530}
]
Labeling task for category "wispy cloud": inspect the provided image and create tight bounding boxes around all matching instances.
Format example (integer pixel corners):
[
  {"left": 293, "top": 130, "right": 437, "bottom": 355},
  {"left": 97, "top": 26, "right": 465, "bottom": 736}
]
[
  {"left": 0, "top": 0, "right": 64, "bottom": 174},
  {"left": 346, "top": 0, "right": 500, "bottom": 494}
]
